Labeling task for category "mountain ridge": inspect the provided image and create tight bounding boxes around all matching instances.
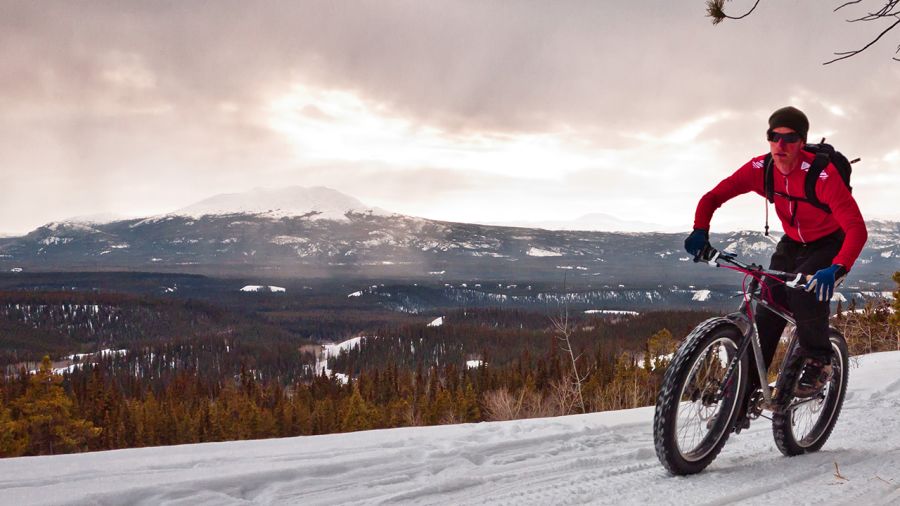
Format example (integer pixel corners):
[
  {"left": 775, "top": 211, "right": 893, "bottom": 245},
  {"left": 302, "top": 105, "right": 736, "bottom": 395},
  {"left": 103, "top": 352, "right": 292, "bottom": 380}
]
[{"left": 1, "top": 208, "right": 896, "bottom": 289}]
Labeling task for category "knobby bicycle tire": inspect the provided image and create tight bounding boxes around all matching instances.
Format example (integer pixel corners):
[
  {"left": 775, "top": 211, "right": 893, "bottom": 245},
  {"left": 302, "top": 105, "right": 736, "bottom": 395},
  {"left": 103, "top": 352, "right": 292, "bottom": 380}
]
[
  {"left": 654, "top": 318, "right": 749, "bottom": 475},
  {"left": 772, "top": 328, "right": 849, "bottom": 456}
]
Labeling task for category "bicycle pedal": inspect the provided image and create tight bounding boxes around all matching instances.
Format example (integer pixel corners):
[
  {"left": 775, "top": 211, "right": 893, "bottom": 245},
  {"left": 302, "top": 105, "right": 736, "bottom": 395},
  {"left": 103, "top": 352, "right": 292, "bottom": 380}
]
[{"left": 732, "top": 417, "right": 751, "bottom": 434}]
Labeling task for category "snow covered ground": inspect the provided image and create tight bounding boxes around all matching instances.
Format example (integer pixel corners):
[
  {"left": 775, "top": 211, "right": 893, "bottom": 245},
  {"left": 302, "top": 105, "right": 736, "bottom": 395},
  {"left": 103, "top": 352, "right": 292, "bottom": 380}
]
[
  {"left": 2, "top": 351, "right": 899, "bottom": 505},
  {"left": 240, "top": 285, "right": 286, "bottom": 293}
]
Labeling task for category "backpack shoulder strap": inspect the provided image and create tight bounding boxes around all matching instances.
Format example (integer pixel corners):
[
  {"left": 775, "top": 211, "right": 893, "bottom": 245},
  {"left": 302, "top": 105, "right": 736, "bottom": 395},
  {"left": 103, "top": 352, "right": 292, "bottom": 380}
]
[
  {"left": 804, "top": 152, "right": 832, "bottom": 213},
  {"left": 763, "top": 154, "right": 774, "bottom": 203}
]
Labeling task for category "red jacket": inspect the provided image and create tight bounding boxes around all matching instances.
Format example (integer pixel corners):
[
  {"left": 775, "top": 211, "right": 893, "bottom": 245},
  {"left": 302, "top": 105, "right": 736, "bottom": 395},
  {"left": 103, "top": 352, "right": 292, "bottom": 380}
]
[{"left": 694, "top": 150, "right": 868, "bottom": 269}]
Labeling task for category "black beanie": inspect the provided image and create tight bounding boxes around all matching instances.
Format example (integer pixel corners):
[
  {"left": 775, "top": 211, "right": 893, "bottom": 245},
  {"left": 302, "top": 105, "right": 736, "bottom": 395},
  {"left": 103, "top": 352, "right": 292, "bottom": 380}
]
[{"left": 768, "top": 106, "right": 809, "bottom": 140}]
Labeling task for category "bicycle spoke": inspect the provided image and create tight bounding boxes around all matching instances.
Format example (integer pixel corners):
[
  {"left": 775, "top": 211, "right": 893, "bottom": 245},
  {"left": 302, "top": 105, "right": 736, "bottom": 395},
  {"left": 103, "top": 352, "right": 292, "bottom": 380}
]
[
  {"left": 790, "top": 381, "right": 830, "bottom": 441},
  {"left": 777, "top": 340, "right": 846, "bottom": 453},
  {"left": 674, "top": 338, "right": 738, "bottom": 459}
]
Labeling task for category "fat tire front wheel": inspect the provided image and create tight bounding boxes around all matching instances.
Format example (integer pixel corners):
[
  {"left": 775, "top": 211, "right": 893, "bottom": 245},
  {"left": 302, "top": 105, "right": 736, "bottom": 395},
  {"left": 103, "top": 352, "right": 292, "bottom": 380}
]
[{"left": 654, "top": 318, "right": 748, "bottom": 475}]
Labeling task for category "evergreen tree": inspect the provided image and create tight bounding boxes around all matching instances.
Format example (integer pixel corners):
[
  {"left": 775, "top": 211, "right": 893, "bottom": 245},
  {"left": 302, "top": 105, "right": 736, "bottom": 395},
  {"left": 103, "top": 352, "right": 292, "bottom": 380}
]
[
  {"left": 647, "top": 328, "right": 676, "bottom": 371},
  {"left": 312, "top": 398, "right": 338, "bottom": 434},
  {"left": 140, "top": 391, "right": 162, "bottom": 446},
  {"left": 13, "top": 356, "right": 101, "bottom": 455},
  {"left": 341, "top": 385, "right": 372, "bottom": 432},
  {"left": 459, "top": 382, "right": 481, "bottom": 422},
  {"left": 385, "top": 398, "right": 412, "bottom": 427},
  {"left": 0, "top": 402, "right": 27, "bottom": 457},
  {"left": 429, "top": 387, "right": 453, "bottom": 425}
]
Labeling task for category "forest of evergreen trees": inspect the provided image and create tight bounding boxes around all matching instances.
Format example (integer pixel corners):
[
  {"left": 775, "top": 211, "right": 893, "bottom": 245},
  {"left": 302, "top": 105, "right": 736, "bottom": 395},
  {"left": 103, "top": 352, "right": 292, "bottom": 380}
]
[
  {"left": 0, "top": 305, "right": 712, "bottom": 457},
  {"left": 0, "top": 325, "right": 681, "bottom": 457},
  {"left": 1, "top": 273, "right": 897, "bottom": 458},
  {"left": 0, "top": 290, "right": 306, "bottom": 367}
]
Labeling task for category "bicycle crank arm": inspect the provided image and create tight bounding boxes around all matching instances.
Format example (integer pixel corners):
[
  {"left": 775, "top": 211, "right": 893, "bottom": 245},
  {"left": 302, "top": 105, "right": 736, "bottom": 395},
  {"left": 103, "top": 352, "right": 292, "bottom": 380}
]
[{"left": 785, "top": 393, "right": 826, "bottom": 411}]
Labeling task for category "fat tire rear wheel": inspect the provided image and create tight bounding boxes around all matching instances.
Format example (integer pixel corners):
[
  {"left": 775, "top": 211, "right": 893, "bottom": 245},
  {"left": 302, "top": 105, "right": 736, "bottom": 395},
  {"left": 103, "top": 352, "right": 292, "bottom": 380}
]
[
  {"left": 772, "top": 328, "right": 849, "bottom": 456},
  {"left": 654, "top": 318, "right": 748, "bottom": 475}
]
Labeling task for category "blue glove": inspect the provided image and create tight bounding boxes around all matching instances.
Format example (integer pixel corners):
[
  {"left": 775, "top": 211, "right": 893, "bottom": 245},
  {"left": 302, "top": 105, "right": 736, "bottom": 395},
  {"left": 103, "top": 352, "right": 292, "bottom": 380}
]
[
  {"left": 684, "top": 229, "right": 710, "bottom": 259},
  {"left": 804, "top": 264, "right": 848, "bottom": 302}
]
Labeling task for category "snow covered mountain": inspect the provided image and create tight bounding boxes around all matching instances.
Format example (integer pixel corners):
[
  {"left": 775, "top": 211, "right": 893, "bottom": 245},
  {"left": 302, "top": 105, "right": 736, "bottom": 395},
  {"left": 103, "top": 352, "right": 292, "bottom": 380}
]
[
  {"left": 3, "top": 350, "right": 899, "bottom": 505},
  {"left": 0, "top": 186, "right": 897, "bottom": 289},
  {"left": 59, "top": 212, "right": 137, "bottom": 225},
  {"left": 172, "top": 186, "right": 383, "bottom": 220}
]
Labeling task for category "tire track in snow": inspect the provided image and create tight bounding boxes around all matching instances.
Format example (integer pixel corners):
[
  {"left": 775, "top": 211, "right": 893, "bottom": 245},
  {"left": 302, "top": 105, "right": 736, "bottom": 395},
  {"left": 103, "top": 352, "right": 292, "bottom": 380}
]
[{"left": 374, "top": 354, "right": 900, "bottom": 505}]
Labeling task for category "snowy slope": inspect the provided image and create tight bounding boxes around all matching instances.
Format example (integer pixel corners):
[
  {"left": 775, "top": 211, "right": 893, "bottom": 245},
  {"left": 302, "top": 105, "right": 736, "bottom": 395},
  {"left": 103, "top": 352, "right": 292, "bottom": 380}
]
[{"left": 2, "top": 351, "right": 899, "bottom": 505}]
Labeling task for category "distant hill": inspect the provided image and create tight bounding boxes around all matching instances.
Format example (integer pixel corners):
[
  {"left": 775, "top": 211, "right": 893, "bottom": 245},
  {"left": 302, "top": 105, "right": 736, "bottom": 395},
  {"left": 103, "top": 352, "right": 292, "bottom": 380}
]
[
  {"left": 172, "top": 185, "right": 383, "bottom": 221},
  {"left": 0, "top": 187, "right": 896, "bottom": 290}
]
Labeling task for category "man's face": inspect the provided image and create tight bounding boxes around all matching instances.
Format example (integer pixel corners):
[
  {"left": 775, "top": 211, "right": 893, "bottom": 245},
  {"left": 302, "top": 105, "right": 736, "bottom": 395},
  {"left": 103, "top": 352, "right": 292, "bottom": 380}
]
[{"left": 768, "top": 126, "right": 805, "bottom": 174}]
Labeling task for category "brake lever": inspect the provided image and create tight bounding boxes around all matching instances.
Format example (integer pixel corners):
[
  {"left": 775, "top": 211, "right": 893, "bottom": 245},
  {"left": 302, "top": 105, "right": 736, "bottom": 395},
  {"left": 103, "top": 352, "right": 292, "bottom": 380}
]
[
  {"left": 784, "top": 273, "right": 809, "bottom": 289},
  {"left": 708, "top": 250, "right": 735, "bottom": 267},
  {"left": 718, "top": 251, "right": 736, "bottom": 261}
]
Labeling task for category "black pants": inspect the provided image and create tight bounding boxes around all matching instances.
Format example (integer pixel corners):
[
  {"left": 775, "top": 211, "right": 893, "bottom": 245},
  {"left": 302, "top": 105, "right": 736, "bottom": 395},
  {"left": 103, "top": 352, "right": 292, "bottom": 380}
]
[{"left": 748, "top": 230, "right": 844, "bottom": 391}]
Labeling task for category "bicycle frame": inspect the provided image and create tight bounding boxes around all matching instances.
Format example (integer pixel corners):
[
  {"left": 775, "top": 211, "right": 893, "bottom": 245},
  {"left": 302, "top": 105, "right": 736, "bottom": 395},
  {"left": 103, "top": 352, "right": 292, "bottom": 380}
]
[{"left": 707, "top": 254, "right": 808, "bottom": 410}]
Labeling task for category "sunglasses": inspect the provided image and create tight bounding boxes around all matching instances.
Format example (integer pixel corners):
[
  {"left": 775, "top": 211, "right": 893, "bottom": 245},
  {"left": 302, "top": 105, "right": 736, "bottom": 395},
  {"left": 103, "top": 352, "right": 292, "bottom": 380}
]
[{"left": 767, "top": 130, "right": 802, "bottom": 144}]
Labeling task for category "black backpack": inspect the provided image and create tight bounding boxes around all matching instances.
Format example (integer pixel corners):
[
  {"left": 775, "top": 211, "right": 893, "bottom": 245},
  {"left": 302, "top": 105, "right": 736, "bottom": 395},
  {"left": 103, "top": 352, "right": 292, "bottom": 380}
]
[{"left": 763, "top": 139, "right": 857, "bottom": 215}]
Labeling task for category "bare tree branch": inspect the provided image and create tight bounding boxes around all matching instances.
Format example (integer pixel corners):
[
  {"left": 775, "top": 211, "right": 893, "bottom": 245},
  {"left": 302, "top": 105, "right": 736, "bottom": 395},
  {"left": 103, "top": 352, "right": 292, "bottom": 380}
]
[
  {"left": 706, "top": 0, "right": 762, "bottom": 25},
  {"left": 835, "top": 0, "right": 864, "bottom": 12},
  {"left": 705, "top": 0, "right": 900, "bottom": 63},
  {"left": 549, "top": 271, "right": 587, "bottom": 414},
  {"left": 824, "top": 16, "right": 900, "bottom": 64},
  {"left": 846, "top": 1, "right": 899, "bottom": 22}
]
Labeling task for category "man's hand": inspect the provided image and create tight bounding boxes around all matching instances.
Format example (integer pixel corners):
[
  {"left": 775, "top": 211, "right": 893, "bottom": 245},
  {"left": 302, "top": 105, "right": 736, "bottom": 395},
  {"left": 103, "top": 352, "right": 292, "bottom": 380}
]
[
  {"left": 804, "top": 264, "right": 848, "bottom": 302},
  {"left": 684, "top": 229, "right": 710, "bottom": 260}
]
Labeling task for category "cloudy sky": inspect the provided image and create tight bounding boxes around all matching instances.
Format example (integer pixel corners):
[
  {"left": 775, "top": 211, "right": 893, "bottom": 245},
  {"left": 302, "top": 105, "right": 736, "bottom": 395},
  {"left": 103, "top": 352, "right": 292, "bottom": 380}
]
[{"left": 1, "top": 0, "right": 898, "bottom": 235}]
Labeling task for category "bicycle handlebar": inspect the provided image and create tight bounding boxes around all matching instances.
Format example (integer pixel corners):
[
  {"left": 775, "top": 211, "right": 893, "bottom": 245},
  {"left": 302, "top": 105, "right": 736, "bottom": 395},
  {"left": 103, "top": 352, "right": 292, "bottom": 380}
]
[{"left": 697, "top": 246, "right": 812, "bottom": 289}]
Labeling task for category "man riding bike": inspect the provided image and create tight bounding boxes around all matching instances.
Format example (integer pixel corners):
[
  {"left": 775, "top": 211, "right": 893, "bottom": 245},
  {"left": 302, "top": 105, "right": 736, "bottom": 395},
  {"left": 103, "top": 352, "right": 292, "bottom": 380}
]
[{"left": 684, "top": 106, "right": 867, "bottom": 429}]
